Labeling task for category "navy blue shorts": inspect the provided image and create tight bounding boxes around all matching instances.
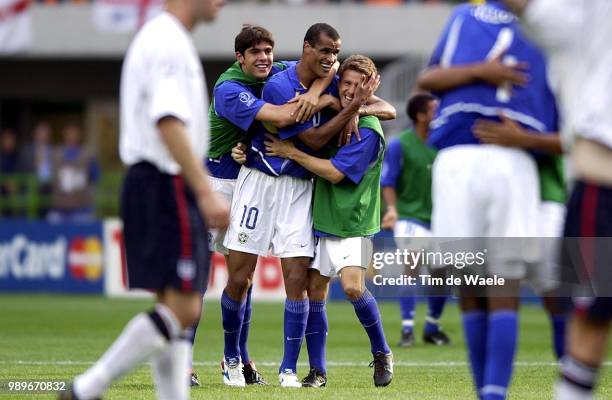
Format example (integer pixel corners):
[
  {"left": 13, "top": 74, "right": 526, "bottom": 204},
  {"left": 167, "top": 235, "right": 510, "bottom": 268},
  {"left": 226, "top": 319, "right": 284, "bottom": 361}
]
[
  {"left": 120, "top": 162, "right": 210, "bottom": 293},
  {"left": 562, "top": 180, "right": 612, "bottom": 320}
]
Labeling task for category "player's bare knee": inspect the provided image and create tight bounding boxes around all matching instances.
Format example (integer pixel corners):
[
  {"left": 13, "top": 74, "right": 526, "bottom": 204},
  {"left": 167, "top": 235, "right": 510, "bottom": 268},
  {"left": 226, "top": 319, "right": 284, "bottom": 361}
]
[
  {"left": 285, "top": 276, "right": 307, "bottom": 299},
  {"left": 344, "top": 285, "right": 364, "bottom": 301},
  {"left": 308, "top": 284, "right": 327, "bottom": 301},
  {"left": 226, "top": 274, "right": 251, "bottom": 298},
  {"left": 163, "top": 295, "right": 201, "bottom": 329}
]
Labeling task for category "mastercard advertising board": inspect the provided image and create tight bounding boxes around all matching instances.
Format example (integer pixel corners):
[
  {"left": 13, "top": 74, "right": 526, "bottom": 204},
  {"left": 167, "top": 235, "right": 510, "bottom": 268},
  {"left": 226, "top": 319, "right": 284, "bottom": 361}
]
[{"left": 0, "top": 221, "right": 104, "bottom": 293}]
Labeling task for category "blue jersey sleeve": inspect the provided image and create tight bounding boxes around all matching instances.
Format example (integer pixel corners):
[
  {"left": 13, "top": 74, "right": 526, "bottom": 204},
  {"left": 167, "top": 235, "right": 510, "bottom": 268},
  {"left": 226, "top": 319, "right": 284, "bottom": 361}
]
[
  {"left": 380, "top": 138, "right": 403, "bottom": 188},
  {"left": 214, "top": 81, "right": 266, "bottom": 132},
  {"left": 330, "top": 128, "right": 381, "bottom": 185}
]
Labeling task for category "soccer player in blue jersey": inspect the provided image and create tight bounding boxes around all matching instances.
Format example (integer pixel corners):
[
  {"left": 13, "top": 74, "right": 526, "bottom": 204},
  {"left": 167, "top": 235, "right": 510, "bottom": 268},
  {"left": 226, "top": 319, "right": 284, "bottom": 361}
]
[
  {"left": 380, "top": 93, "right": 451, "bottom": 348},
  {"left": 225, "top": 23, "right": 392, "bottom": 387},
  {"left": 265, "top": 54, "right": 394, "bottom": 388},
  {"left": 204, "top": 25, "right": 338, "bottom": 387},
  {"left": 420, "top": 1, "right": 559, "bottom": 399}
]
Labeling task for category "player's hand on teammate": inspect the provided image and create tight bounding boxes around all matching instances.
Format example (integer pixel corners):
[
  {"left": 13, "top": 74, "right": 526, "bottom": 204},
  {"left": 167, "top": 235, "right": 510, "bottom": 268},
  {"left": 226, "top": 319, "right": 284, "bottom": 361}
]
[
  {"left": 289, "top": 91, "right": 319, "bottom": 123},
  {"left": 198, "top": 190, "right": 230, "bottom": 229},
  {"left": 473, "top": 113, "right": 529, "bottom": 147},
  {"left": 381, "top": 206, "right": 398, "bottom": 230},
  {"left": 477, "top": 53, "right": 529, "bottom": 88},
  {"left": 231, "top": 142, "right": 247, "bottom": 164},
  {"left": 264, "top": 133, "right": 296, "bottom": 159},
  {"left": 339, "top": 115, "right": 361, "bottom": 146}
]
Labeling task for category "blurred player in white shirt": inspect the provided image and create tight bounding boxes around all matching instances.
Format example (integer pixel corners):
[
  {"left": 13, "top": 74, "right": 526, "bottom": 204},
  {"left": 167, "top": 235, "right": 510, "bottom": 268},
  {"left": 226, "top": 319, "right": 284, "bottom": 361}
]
[
  {"left": 502, "top": 1, "right": 612, "bottom": 399},
  {"left": 61, "top": 0, "right": 227, "bottom": 398}
]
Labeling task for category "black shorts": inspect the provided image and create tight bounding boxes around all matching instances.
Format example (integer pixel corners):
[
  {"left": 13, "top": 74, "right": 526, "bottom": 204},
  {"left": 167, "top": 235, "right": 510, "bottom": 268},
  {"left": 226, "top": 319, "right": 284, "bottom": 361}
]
[
  {"left": 562, "top": 180, "right": 612, "bottom": 320},
  {"left": 120, "top": 162, "right": 210, "bottom": 293}
]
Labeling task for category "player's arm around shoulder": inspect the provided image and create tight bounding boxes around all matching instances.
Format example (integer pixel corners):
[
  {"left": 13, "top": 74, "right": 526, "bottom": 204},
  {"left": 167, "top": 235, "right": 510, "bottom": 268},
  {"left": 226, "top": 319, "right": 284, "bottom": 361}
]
[
  {"left": 264, "top": 133, "right": 345, "bottom": 184},
  {"left": 256, "top": 76, "right": 300, "bottom": 130},
  {"left": 360, "top": 95, "right": 396, "bottom": 121}
]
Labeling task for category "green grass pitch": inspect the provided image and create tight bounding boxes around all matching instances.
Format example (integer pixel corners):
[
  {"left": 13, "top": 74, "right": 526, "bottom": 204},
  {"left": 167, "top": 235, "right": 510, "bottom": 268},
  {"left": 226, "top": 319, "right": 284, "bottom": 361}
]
[{"left": 0, "top": 294, "right": 610, "bottom": 399}]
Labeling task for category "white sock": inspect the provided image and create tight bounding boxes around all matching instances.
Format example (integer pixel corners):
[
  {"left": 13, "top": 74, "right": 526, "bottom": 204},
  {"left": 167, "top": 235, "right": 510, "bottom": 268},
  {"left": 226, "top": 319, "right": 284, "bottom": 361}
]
[
  {"left": 74, "top": 305, "right": 180, "bottom": 399},
  {"left": 152, "top": 332, "right": 191, "bottom": 400},
  {"left": 554, "top": 378, "right": 594, "bottom": 400}
]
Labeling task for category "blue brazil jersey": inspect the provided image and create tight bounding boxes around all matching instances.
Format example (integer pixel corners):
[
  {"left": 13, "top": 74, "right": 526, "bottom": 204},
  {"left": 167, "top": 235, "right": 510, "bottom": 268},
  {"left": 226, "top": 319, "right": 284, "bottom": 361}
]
[
  {"left": 206, "top": 61, "right": 296, "bottom": 179},
  {"left": 427, "top": 1, "right": 559, "bottom": 150},
  {"left": 247, "top": 64, "right": 339, "bottom": 179}
]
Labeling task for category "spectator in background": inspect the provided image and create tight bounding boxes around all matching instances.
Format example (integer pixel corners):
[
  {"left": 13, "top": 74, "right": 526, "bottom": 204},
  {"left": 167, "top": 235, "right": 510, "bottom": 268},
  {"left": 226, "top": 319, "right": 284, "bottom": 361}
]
[
  {"left": 48, "top": 122, "right": 100, "bottom": 223},
  {"left": 22, "top": 121, "right": 54, "bottom": 217},
  {"left": 0, "top": 128, "right": 24, "bottom": 217}
]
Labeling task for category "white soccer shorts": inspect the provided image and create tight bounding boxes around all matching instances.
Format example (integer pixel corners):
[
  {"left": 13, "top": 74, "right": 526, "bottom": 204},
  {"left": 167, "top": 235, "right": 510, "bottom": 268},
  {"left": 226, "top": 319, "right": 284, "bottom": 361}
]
[
  {"left": 208, "top": 176, "right": 235, "bottom": 255},
  {"left": 526, "top": 201, "right": 566, "bottom": 293},
  {"left": 224, "top": 166, "right": 315, "bottom": 258},
  {"left": 310, "top": 236, "right": 373, "bottom": 278},
  {"left": 432, "top": 145, "right": 540, "bottom": 279}
]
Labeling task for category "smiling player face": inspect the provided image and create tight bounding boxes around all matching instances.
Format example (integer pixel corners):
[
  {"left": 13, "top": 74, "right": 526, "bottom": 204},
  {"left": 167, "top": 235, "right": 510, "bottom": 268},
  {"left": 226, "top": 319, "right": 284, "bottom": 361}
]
[
  {"left": 237, "top": 41, "right": 274, "bottom": 80},
  {"left": 338, "top": 69, "right": 363, "bottom": 109},
  {"left": 306, "top": 33, "right": 341, "bottom": 79}
]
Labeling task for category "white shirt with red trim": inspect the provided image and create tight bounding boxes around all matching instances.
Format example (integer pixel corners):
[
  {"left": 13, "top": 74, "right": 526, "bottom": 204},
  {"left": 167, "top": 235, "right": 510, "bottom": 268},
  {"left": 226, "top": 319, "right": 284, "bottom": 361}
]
[{"left": 119, "top": 11, "right": 209, "bottom": 174}]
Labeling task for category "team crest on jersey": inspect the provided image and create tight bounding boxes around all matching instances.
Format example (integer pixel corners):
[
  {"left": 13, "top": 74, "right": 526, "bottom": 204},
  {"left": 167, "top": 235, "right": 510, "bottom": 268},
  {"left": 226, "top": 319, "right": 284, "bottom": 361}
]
[
  {"left": 177, "top": 259, "right": 196, "bottom": 281},
  {"left": 471, "top": 4, "right": 515, "bottom": 25},
  {"left": 238, "top": 232, "right": 249, "bottom": 245},
  {"left": 239, "top": 92, "right": 256, "bottom": 107}
]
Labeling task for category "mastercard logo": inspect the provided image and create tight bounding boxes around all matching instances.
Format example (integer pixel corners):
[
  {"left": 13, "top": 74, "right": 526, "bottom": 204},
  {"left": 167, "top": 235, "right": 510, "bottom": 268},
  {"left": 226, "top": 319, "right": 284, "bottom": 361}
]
[{"left": 68, "top": 236, "right": 103, "bottom": 282}]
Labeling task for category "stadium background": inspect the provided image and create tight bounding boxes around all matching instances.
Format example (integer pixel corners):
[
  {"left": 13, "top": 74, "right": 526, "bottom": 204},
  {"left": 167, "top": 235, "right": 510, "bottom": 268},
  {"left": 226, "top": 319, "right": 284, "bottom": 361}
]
[{"left": 1, "top": 1, "right": 611, "bottom": 399}]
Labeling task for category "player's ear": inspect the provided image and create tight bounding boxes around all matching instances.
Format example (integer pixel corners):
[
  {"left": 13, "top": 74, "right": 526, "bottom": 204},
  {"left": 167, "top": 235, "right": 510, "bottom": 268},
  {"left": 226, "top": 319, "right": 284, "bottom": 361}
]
[
  {"left": 303, "top": 41, "right": 311, "bottom": 53},
  {"left": 236, "top": 51, "right": 245, "bottom": 65}
]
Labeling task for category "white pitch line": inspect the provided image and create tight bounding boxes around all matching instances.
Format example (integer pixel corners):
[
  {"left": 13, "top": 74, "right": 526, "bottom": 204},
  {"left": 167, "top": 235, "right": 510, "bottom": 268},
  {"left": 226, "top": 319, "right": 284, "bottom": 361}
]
[{"left": 2, "top": 360, "right": 611, "bottom": 368}]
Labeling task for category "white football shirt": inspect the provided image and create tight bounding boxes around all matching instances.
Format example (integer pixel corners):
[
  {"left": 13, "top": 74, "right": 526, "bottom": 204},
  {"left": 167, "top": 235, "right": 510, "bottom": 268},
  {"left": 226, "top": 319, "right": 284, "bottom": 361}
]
[
  {"left": 119, "top": 12, "right": 209, "bottom": 174},
  {"left": 523, "top": 0, "right": 612, "bottom": 150}
]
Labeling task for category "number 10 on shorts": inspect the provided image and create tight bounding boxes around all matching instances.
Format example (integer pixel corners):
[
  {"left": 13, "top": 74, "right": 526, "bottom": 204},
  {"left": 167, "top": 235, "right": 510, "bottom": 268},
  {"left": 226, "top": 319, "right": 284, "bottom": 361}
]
[{"left": 239, "top": 205, "right": 259, "bottom": 230}]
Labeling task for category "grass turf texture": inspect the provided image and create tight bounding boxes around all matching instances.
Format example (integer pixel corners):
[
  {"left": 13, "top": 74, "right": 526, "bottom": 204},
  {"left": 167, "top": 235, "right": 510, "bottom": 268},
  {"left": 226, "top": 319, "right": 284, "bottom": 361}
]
[{"left": 0, "top": 294, "right": 610, "bottom": 399}]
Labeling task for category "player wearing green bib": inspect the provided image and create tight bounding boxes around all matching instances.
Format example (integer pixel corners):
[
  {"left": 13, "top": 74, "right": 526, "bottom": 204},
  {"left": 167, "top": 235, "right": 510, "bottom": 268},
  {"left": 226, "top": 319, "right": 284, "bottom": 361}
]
[
  {"left": 381, "top": 94, "right": 451, "bottom": 348},
  {"left": 265, "top": 55, "right": 394, "bottom": 388}
]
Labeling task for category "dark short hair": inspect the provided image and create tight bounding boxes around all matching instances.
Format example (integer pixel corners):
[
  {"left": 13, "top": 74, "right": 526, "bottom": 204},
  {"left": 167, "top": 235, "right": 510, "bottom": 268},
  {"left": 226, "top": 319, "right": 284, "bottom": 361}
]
[
  {"left": 338, "top": 55, "right": 378, "bottom": 78},
  {"left": 235, "top": 25, "right": 275, "bottom": 55},
  {"left": 407, "top": 93, "right": 436, "bottom": 123},
  {"left": 303, "top": 23, "right": 340, "bottom": 47}
]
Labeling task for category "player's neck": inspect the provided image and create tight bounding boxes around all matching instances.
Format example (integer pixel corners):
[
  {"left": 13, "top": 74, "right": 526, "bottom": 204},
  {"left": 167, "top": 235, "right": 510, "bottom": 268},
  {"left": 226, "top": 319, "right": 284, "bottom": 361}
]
[
  {"left": 414, "top": 124, "right": 429, "bottom": 142},
  {"left": 166, "top": 7, "right": 195, "bottom": 31},
  {"left": 295, "top": 61, "right": 316, "bottom": 89}
]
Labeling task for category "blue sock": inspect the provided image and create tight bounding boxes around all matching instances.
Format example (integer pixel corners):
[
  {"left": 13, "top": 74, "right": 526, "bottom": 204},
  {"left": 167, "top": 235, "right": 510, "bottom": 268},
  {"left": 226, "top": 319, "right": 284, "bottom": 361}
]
[
  {"left": 239, "top": 286, "right": 253, "bottom": 364},
  {"left": 279, "top": 298, "right": 309, "bottom": 373},
  {"left": 462, "top": 310, "right": 487, "bottom": 394},
  {"left": 305, "top": 300, "right": 327, "bottom": 374},
  {"left": 482, "top": 310, "right": 518, "bottom": 400},
  {"left": 351, "top": 290, "right": 391, "bottom": 354},
  {"left": 221, "top": 290, "right": 245, "bottom": 360},
  {"left": 399, "top": 296, "right": 415, "bottom": 333},
  {"left": 424, "top": 296, "right": 447, "bottom": 335},
  {"left": 551, "top": 314, "right": 566, "bottom": 360}
]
